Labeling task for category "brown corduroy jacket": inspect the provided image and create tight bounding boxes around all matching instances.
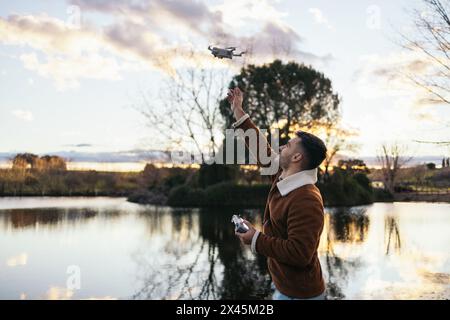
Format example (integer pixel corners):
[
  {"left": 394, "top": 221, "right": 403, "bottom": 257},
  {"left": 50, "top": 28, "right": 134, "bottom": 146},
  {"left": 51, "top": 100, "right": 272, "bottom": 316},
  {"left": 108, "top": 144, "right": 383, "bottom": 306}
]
[{"left": 234, "top": 116, "right": 325, "bottom": 298}]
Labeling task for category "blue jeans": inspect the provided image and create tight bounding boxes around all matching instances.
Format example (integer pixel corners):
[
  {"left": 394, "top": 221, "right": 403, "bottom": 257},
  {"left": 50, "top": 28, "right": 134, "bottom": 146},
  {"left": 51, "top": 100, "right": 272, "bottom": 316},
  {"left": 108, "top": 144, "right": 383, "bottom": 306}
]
[{"left": 271, "top": 283, "right": 326, "bottom": 300}]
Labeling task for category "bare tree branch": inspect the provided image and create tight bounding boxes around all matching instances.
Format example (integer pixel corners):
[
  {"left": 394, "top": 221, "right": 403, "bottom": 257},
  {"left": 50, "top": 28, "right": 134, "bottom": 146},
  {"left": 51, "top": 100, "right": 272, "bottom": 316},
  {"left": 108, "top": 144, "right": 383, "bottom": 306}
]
[
  {"left": 400, "top": 0, "right": 450, "bottom": 106},
  {"left": 136, "top": 50, "right": 232, "bottom": 159},
  {"left": 377, "top": 143, "right": 413, "bottom": 193}
]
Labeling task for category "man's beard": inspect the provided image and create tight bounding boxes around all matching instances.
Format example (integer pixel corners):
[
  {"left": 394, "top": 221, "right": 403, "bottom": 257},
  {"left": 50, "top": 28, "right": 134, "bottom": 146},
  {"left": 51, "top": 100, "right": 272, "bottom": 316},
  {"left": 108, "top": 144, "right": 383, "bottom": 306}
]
[{"left": 279, "top": 155, "right": 289, "bottom": 170}]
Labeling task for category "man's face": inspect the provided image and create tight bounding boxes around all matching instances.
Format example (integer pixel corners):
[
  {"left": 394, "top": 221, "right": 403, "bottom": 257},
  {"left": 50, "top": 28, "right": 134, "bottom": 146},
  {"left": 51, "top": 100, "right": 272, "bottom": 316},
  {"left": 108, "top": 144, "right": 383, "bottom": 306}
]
[{"left": 279, "top": 137, "right": 304, "bottom": 170}]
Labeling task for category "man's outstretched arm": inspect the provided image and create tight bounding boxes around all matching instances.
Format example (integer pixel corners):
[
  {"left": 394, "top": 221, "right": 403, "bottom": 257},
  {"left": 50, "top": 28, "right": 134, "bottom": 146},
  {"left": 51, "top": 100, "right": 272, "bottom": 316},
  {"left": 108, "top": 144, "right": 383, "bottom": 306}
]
[{"left": 227, "top": 88, "right": 279, "bottom": 177}]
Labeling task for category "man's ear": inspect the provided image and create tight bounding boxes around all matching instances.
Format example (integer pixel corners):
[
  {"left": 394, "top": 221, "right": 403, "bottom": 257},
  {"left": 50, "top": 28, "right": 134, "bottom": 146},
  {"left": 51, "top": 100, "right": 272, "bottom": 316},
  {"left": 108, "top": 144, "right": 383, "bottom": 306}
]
[{"left": 291, "top": 152, "right": 303, "bottom": 163}]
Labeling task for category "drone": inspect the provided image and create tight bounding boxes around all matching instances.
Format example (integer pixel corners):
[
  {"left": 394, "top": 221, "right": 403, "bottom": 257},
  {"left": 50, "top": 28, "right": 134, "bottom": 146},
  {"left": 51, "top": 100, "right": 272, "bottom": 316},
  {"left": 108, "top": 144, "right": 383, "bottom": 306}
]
[{"left": 208, "top": 46, "right": 246, "bottom": 59}]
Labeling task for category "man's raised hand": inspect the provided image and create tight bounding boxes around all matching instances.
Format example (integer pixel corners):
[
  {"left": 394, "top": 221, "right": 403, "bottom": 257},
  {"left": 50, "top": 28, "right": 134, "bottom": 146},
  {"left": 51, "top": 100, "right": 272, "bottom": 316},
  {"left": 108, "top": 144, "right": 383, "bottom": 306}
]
[{"left": 227, "top": 87, "right": 245, "bottom": 121}]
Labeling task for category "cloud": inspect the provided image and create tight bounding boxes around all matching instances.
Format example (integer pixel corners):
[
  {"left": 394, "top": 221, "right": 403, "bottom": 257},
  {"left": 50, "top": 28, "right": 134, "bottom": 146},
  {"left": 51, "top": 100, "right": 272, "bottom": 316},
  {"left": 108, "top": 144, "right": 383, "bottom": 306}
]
[
  {"left": 6, "top": 253, "right": 28, "bottom": 267},
  {"left": 20, "top": 52, "right": 123, "bottom": 90},
  {"left": 0, "top": 11, "right": 214, "bottom": 83},
  {"left": 88, "top": 0, "right": 327, "bottom": 64},
  {"left": 353, "top": 50, "right": 449, "bottom": 132},
  {"left": 56, "top": 149, "right": 170, "bottom": 163},
  {"left": 0, "top": 14, "right": 103, "bottom": 55},
  {"left": 0, "top": 14, "right": 131, "bottom": 90},
  {"left": 412, "top": 111, "right": 438, "bottom": 122},
  {"left": 71, "top": 0, "right": 224, "bottom": 37},
  {"left": 44, "top": 286, "right": 74, "bottom": 300},
  {"left": 212, "top": 0, "right": 287, "bottom": 29},
  {"left": 308, "top": 8, "right": 335, "bottom": 31},
  {"left": 0, "top": 1, "right": 329, "bottom": 88},
  {"left": 64, "top": 143, "right": 94, "bottom": 148},
  {"left": 354, "top": 51, "right": 447, "bottom": 106},
  {"left": 12, "top": 109, "right": 34, "bottom": 122}
]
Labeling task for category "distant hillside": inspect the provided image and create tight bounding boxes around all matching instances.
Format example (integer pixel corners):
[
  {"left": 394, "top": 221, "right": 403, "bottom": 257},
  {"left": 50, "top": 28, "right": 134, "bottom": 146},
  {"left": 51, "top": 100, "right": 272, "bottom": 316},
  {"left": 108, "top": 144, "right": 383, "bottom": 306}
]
[
  {"left": 0, "top": 151, "right": 447, "bottom": 169},
  {"left": 334, "top": 155, "right": 447, "bottom": 168},
  {"left": 0, "top": 150, "right": 170, "bottom": 164}
]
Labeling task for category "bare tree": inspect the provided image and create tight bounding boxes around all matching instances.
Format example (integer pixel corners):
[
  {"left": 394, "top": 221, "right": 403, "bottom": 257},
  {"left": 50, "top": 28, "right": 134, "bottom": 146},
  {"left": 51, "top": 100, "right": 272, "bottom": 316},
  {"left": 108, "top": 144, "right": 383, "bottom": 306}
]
[
  {"left": 401, "top": 0, "right": 450, "bottom": 105},
  {"left": 377, "top": 143, "right": 413, "bottom": 193},
  {"left": 322, "top": 123, "right": 360, "bottom": 178},
  {"left": 399, "top": 0, "right": 450, "bottom": 145},
  {"left": 137, "top": 51, "right": 232, "bottom": 162}
]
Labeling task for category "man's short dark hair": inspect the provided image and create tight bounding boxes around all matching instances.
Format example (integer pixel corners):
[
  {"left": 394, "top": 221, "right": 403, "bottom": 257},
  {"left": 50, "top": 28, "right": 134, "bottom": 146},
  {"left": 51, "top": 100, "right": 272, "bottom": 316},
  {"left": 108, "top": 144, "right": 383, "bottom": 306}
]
[{"left": 295, "top": 131, "right": 327, "bottom": 170}]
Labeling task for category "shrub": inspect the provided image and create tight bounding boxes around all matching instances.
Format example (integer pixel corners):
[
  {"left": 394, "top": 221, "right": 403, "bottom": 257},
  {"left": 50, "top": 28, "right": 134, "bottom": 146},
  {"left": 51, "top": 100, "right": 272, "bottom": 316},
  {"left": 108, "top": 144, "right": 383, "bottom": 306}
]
[
  {"left": 318, "top": 169, "right": 374, "bottom": 206},
  {"left": 167, "top": 182, "right": 269, "bottom": 208},
  {"left": 373, "top": 188, "right": 394, "bottom": 202},
  {"left": 167, "top": 185, "right": 205, "bottom": 207},
  {"left": 128, "top": 189, "right": 168, "bottom": 205},
  {"left": 203, "top": 182, "right": 269, "bottom": 207},
  {"left": 198, "top": 164, "right": 238, "bottom": 188}
]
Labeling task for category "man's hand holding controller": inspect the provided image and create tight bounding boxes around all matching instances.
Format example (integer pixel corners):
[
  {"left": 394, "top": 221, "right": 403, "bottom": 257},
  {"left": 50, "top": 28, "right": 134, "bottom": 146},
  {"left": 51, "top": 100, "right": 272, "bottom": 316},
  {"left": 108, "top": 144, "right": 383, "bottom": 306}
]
[
  {"left": 232, "top": 214, "right": 258, "bottom": 246},
  {"left": 232, "top": 215, "right": 250, "bottom": 233}
]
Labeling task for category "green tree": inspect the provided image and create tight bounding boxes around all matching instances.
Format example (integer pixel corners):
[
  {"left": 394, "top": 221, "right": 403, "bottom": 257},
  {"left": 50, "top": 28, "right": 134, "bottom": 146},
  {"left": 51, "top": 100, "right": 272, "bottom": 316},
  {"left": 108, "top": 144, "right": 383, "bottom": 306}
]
[
  {"left": 337, "top": 159, "right": 370, "bottom": 174},
  {"left": 219, "top": 60, "right": 340, "bottom": 144},
  {"left": 426, "top": 162, "right": 436, "bottom": 170},
  {"left": 198, "top": 163, "right": 237, "bottom": 188}
]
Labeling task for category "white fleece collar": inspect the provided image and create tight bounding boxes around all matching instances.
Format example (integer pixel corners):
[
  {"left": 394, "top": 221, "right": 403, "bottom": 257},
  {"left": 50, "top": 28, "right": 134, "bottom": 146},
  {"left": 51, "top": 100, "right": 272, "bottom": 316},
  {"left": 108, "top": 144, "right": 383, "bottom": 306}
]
[{"left": 276, "top": 168, "right": 318, "bottom": 196}]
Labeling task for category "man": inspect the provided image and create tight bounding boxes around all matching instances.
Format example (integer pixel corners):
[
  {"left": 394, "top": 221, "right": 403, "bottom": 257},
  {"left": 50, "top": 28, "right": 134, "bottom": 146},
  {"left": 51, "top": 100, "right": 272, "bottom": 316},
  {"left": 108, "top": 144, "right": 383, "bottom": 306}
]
[{"left": 227, "top": 87, "right": 327, "bottom": 300}]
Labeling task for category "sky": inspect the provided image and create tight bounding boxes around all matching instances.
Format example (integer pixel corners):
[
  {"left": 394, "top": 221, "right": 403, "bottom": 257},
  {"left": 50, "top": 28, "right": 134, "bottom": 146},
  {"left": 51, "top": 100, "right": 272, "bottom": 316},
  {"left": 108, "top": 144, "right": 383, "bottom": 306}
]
[{"left": 0, "top": 0, "right": 449, "bottom": 160}]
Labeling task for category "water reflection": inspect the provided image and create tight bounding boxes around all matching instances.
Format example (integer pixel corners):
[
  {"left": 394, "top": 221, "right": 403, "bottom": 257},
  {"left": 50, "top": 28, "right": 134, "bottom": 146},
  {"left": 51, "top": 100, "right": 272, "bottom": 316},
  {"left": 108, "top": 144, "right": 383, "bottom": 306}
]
[
  {"left": 320, "top": 207, "right": 369, "bottom": 299},
  {"left": 0, "top": 198, "right": 448, "bottom": 300},
  {"left": 328, "top": 207, "right": 370, "bottom": 243},
  {"left": 385, "top": 216, "right": 402, "bottom": 255},
  {"left": 131, "top": 208, "right": 270, "bottom": 299},
  {"left": 197, "top": 208, "right": 270, "bottom": 300},
  {"left": 0, "top": 208, "right": 98, "bottom": 230}
]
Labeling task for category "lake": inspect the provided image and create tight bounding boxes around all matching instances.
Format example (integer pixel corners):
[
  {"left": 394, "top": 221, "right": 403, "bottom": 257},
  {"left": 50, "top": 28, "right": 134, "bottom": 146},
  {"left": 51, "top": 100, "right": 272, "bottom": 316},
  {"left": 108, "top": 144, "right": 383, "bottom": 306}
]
[{"left": 0, "top": 197, "right": 449, "bottom": 300}]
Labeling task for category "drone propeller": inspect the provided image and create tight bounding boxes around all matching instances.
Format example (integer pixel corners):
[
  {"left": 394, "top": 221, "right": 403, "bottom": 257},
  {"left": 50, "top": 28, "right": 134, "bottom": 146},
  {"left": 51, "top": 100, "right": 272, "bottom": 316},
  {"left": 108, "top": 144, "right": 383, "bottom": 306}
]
[{"left": 233, "top": 51, "right": 247, "bottom": 57}]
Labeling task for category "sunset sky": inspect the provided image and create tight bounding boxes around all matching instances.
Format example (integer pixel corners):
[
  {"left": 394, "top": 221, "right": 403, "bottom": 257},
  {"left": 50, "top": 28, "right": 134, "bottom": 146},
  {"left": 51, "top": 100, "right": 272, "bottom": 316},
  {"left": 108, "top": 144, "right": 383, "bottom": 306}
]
[{"left": 0, "top": 0, "right": 449, "bottom": 160}]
